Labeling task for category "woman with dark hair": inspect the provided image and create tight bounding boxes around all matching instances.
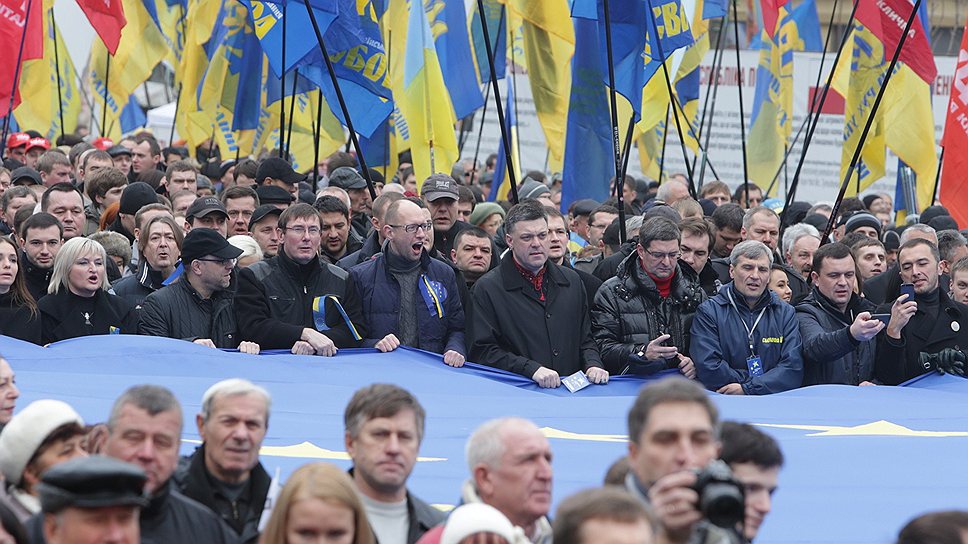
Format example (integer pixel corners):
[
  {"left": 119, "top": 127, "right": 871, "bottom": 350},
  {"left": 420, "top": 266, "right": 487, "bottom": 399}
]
[{"left": 0, "top": 236, "right": 39, "bottom": 344}]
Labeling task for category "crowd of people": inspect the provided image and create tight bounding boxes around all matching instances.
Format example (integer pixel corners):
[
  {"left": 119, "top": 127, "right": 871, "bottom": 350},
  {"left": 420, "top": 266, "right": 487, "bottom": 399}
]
[
  {"left": 0, "top": 129, "right": 965, "bottom": 390},
  {"left": 0, "top": 128, "right": 966, "bottom": 542}
]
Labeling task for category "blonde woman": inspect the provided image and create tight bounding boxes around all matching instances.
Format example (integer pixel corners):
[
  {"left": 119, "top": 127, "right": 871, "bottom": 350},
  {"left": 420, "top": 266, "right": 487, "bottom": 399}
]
[
  {"left": 38, "top": 237, "right": 137, "bottom": 344},
  {"left": 260, "top": 463, "right": 375, "bottom": 544}
]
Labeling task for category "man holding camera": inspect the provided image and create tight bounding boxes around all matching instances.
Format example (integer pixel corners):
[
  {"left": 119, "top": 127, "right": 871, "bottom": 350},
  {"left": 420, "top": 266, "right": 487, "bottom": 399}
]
[
  {"left": 624, "top": 378, "right": 733, "bottom": 544},
  {"left": 876, "top": 238, "right": 968, "bottom": 385}
]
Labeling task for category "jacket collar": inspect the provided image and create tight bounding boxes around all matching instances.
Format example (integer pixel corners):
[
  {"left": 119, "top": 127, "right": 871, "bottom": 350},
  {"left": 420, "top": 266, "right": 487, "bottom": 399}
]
[
  {"left": 21, "top": 250, "right": 52, "bottom": 282},
  {"left": 182, "top": 444, "right": 271, "bottom": 512},
  {"left": 277, "top": 250, "right": 321, "bottom": 281},
  {"left": 809, "top": 287, "right": 864, "bottom": 324},
  {"left": 498, "top": 252, "right": 569, "bottom": 292}
]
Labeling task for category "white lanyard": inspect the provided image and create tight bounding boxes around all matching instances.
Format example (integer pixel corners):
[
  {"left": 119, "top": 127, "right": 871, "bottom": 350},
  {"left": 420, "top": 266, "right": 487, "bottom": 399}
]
[{"left": 726, "top": 287, "right": 767, "bottom": 356}]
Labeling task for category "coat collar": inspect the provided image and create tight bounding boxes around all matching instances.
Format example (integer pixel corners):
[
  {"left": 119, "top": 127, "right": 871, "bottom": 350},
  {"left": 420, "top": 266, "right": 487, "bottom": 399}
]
[{"left": 498, "top": 252, "right": 569, "bottom": 292}]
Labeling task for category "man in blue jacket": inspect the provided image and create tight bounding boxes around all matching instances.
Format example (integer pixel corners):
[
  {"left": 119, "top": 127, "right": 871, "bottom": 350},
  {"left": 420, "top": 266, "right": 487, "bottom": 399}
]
[
  {"left": 350, "top": 199, "right": 466, "bottom": 366},
  {"left": 691, "top": 240, "right": 803, "bottom": 394}
]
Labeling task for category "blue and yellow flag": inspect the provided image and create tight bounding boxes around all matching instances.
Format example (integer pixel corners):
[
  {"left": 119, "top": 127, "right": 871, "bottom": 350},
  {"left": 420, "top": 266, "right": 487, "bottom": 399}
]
[
  {"left": 432, "top": 0, "right": 484, "bottom": 119},
  {"left": 387, "top": 0, "right": 458, "bottom": 182},
  {"left": 239, "top": 0, "right": 338, "bottom": 77},
  {"left": 747, "top": 4, "right": 794, "bottom": 189},
  {"left": 15, "top": 6, "right": 80, "bottom": 140},
  {"left": 469, "top": 0, "right": 505, "bottom": 84},
  {"left": 560, "top": 16, "right": 612, "bottom": 210},
  {"left": 488, "top": 76, "right": 519, "bottom": 201},
  {"left": 142, "top": 0, "right": 186, "bottom": 65}
]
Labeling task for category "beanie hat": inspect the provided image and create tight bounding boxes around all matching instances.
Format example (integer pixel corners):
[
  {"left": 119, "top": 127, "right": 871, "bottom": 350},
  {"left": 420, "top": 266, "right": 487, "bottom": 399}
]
[
  {"left": 440, "top": 503, "right": 522, "bottom": 544},
  {"left": 0, "top": 400, "right": 84, "bottom": 486},
  {"left": 468, "top": 202, "right": 506, "bottom": 227},
  {"left": 844, "top": 212, "right": 881, "bottom": 235}
]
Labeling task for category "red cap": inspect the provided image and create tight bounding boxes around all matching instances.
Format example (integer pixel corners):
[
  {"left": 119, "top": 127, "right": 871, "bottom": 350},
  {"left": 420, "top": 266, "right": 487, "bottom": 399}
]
[
  {"left": 5, "top": 132, "right": 30, "bottom": 149},
  {"left": 92, "top": 137, "right": 114, "bottom": 151},
  {"left": 26, "top": 137, "right": 50, "bottom": 152}
]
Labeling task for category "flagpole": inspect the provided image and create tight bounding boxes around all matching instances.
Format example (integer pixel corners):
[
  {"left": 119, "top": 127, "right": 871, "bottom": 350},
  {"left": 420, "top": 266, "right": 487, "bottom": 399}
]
[
  {"left": 619, "top": 117, "right": 635, "bottom": 181},
  {"left": 50, "top": 8, "right": 66, "bottom": 142},
  {"left": 602, "top": 0, "right": 629, "bottom": 242},
  {"left": 0, "top": 0, "right": 34, "bottom": 157},
  {"left": 658, "top": 104, "right": 670, "bottom": 183},
  {"left": 167, "top": 3, "right": 187, "bottom": 147},
  {"left": 384, "top": 30, "right": 392, "bottom": 169},
  {"left": 509, "top": 28, "right": 521, "bottom": 167},
  {"left": 731, "top": 0, "right": 750, "bottom": 204},
  {"left": 653, "top": 40, "right": 696, "bottom": 195},
  {"left": 475, "top": 0, "right": 519, "bottom": 204},
  {"left": 470, "top": 83, "right": 490, "bottom": 176},
  {"left": 285, "top": 69, "right": 299, "bottom": 158},
  {"left": 691, "top": 18, "right": 727, "bottom": 177},
  {"left": 820, "top": 0, "right": 924, "bottom": 244},
  {"left": 302, "top": 0, "right": 377, "bottom": 200},
  {"left": 781, "top": 0, "right": 860, "bottom": 225},
  {"left": 697, "top": 21, "right": 728, "bottom": 186},
  {"left": 764, "top": 0, "right": 843, "bottom": 197},
  {"left": 102, "top": 52, "right": 111, "bottom": 135},
  {"left": 279, "top": 0, "right": 288, "bottom": 157},
  {"left": 313, "top": 89, "right": 323, "bottom": 186},
  {"left": 932, "top": 146, "right": 944, "bottom": 206}
]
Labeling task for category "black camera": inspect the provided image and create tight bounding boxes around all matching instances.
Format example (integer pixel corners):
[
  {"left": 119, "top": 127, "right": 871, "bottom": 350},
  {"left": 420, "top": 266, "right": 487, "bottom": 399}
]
[{"left": 693, "top": 460, "right": 746, "bottom": 528}]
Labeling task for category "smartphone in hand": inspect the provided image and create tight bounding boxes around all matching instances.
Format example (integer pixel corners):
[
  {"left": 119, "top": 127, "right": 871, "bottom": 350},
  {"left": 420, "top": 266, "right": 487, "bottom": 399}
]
[{"left": 900, "top": 283, "right": 916, "bottom": 300}]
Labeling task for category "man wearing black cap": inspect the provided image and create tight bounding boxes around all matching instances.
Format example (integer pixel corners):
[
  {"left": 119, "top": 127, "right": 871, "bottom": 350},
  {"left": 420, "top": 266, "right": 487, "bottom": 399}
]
[
  {"left": 842, "top": 212, "right": 881, "bottom": 240},
  {"left": 37, "top": 456, "right": 147, "bottom": 544},
  {"left": 254, "top": 185, "right": 292, "bottom": 210},
  {"left": 422, "top": 174, "right": 472, "bottom": 258},
  {"left": 185, "top": 196, "right": 229, "bottom": 238},
  {"left": 111, "top": 182, "right": 158, "bottom": 244},
  {"left": 10, "top": 166, "right": 45, "bottom": 199},
  {"left": 107, "top": 145, "right": 133, "bottom": 176},
  {"left": 140, "top": 229, "right": 260, "bottom": 352},
  {"left": 567, "top": 199, "right": 598, "bottom": 255},
  {"left": 248, "top": 205, "right": 283, "bottom": 258},
  {"left": 328, "top": 166, "right": 373, "bottom": 239},
  {"left": 256, "top": 157, "right": 303, "bottom": 200},
  {"left": 236, "top": 203, "right": 366, "bottom": 355}
]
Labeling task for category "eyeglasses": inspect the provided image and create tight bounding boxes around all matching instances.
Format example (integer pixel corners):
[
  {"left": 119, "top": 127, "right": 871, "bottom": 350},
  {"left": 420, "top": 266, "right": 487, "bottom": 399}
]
[
  {"left": 196, "top": 257, "right": 237, "bottom": 267},
  {"left": 644, "top": 249, "right": 681, "bottom": 261},
  {"left": 389, "top": 222, "right": 433, "bottom": 233},
  {"left": 285, "top": 226, "right": 321, "bottom": 236}
]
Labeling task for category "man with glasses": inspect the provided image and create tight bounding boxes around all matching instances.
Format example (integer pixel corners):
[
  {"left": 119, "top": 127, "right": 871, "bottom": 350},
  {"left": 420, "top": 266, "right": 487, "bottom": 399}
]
[
  {"left": 237, "top": 203, "right": 366, "bottom": 355},
  {"left": 470, "top": 201, "right": 608, "bottom": 388},
  {"left": 140, "top": 228, "right": 261, "bottom": 352},
  {"left": 591, "top": 217, "right": 706, "bottom": 377},
  {"left": 349, "top": 199, "right": 466, "bottom": 365}
]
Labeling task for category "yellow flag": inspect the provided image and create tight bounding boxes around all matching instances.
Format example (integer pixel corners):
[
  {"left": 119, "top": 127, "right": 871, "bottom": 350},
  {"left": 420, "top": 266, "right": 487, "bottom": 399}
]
[{"left": 16, "top": 7, "right": 80, "bottom": 140}]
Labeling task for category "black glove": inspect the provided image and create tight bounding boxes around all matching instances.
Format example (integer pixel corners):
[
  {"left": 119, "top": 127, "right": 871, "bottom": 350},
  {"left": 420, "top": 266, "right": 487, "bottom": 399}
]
[{"left": 934, "top": 348, "right": 966, "bottom": 377}]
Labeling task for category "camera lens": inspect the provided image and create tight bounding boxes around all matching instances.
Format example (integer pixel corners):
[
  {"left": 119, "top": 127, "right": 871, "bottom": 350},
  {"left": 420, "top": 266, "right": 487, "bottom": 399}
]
[{"left": 699, "top": 482, "right": 746, "bottom": 528}]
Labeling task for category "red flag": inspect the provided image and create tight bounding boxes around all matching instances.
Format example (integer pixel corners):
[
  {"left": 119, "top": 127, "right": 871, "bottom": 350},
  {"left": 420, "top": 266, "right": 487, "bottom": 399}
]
[
  {"left": 940, "top": 14, "right": 968, "bottom": 228},
  {"left": 759, "top": 0, "right": 789, "bottom": 38},
  {"left": 856, "top": 0, "right": 936, "bottom": 84},
  {"left": 0, "top": 0, "right": 43, "bottom": 111},
  {"left": 75, "top": 0, "right": 126, "bottom": 54}
]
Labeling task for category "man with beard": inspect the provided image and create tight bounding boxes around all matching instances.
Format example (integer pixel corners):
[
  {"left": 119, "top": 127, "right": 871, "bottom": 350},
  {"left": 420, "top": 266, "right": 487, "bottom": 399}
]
[{"left": 314, "top": 196, "right": 362, "bottom": 265}]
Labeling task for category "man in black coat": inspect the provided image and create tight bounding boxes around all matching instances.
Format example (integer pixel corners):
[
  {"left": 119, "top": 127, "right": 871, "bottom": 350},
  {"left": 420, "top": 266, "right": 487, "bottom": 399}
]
[
  {"left": 174, "top": 379, "right": 272, "bottom": 544},
  {"left": 876, "top": 238, "right": 968, "bottom": 385},
  {"left": 591, "top": 217, "right": 705, "bottom": 377},
  {"left": 470, "top": 201, "right": 608, "bottom": 388},
  {"left": 236, "top": 203, "right": 366, "bottom": 355},
  {"left": 140, "top": 229, "right": 259, "bottom": 352},
  {"left": 101, "top": 385, "right": 236, "bottom": 544},
  {"left": 18, "top": 212, "right": 61, "bottom": 302}
]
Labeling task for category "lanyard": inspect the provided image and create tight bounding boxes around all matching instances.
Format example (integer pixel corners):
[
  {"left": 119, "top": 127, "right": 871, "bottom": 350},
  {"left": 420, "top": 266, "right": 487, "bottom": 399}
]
[{"left": 726, "top": 287, "right": 767, "bottom": 356}]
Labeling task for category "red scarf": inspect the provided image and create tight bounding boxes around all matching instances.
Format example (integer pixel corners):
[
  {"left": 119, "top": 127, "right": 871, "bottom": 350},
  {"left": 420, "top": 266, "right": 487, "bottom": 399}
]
[
  {"left": 641, "top": 259, "right": 674, "bottom": 298},
  {"left": 513, "top": 258, "right": 546, "bottom": 301}
]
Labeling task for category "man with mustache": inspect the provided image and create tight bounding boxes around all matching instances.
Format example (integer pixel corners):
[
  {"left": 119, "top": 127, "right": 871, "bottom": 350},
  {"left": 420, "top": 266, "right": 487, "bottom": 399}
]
[
  {"left": 174, "top": 379, "right": 272, "bottom": 544},
  {"left": 691, "top": 240, "right": 803, "bottom": 394},
  {"left": 344, "top": 384, "right": 444, "bottom": 544}
]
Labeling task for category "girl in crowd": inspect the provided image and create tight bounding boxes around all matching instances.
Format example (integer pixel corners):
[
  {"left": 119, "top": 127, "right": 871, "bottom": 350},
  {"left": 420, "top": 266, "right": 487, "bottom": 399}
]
[
  {"left": 260, "top": 463, "right": 375, "bottom": 544},
  {"left": 38, "top": 238, "right": 138, "bottom": 344},
  {"left": 0, "top": 236, "right": 39, "bottom": 343},
  {"left": 768, "top": 263, "right": 793, "bottom": 304}
]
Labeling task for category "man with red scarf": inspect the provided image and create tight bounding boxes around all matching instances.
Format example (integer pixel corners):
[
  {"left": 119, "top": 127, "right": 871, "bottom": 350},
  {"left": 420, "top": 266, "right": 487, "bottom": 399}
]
[
  {"left": 591, "top": 217, "right": 707, "bottom": 377},
  {"left": 469, "top": 201, "right": 608, "bottom": 389}
]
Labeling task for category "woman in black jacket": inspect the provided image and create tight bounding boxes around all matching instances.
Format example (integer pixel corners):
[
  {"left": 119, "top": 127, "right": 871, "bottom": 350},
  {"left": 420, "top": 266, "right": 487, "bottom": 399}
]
[
  {"left": 38, "top": 237, "right": 138, "bottom": 344},
  {"left": 0, "top": 235, "right": 40, "bottom": 344}
]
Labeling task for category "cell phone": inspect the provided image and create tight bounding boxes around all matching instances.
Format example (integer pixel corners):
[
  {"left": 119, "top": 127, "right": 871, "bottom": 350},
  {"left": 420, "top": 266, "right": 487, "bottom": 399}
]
[
  {"left": 900, "top": 283, "right": 916, "bottom": 300},
  {"left": 871, "top": 313, "right": 892, "bottom": 325}
]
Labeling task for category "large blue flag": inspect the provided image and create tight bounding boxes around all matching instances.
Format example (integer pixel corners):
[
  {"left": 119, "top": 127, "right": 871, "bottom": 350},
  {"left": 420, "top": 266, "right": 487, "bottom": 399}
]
[
  {"left": 469, "top": 0, "right": 506, "bottom": 84},
  {"left": 561, "top": 16, "right": 613, "bottom": 211},
  {"left": 239, "top": 0, "right": 339, "bottom": 77},
  {"left": 119, "top": 95, "right": 147, "bottom": 134},
  {"left": 433, "top": 0, "right": 485, "bottom": 119},
  {"left": 294, "top": 0, "right": 393, "bottom": 138}
]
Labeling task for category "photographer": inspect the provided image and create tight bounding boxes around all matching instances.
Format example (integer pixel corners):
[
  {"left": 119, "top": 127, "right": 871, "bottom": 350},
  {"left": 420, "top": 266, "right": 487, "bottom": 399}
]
[
  {"left": 720, "top": 422, "right": 784, "bottom": 542},
  {"left": 624, "top": 378, "right": 737, "bottom": 544},
  {"left": 875, "top": 239, "right": 968, "bottom": 385}
]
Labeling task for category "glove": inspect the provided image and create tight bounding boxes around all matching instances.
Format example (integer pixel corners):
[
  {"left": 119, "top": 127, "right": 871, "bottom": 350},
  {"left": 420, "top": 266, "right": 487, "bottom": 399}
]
[{"left": 934, "top": 348, "right": 966, "bottom": 377}]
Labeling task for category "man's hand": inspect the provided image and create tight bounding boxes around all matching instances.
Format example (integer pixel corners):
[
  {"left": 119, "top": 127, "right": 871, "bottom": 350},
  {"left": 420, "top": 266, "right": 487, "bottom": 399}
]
[
  {"left": 375, "top": 334, "right": 400, "bottom": 353},
  {"left": 301, "top": 328, "right": 337, "bottom": 356},
  {"left": 291, "top": 341, "right": 314, "bottom": 355},
  {"left": 586, "top": 367, "right": 609, "bottom": 384},
  {"left": 238, "top": 341, "right": 260, "bottom": 355},
  {"left": 934, "top": 348, "right": 967, "bottom": 376},
  {"left": 677, "top": 356, "right": 696, "bottom": 379},
  {"left": 887, "top": 294, "right": 917, "bottom": 339},
  {"left": 193, "top": 338, "right": 216, "bottom": 348},
  {"left": 531, "top": 366, "right": 561, "bottom": 388},
  {"left": 849, "top": 312, "right": 884, "bottom": 342},
  {"left": 648, "top": 471, "right": 702, "bottom": 544},
  {"left": 443, "top": 350, "right": 465, "bottom": 367},
  {"left": 643, "top": 334, "right": 679, "bottom": 361},
  {"left": 717, "top": 383, "right": 744, "bottom": 395}
]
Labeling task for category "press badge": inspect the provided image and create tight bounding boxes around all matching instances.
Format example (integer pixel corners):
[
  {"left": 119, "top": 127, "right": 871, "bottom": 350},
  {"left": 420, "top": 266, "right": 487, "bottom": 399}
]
[
  {"left": 747, "top": 355, "right": 764, "bottom": 377},
  {"left": 562, "top": 371, "right": 592, "bottom": 393}
]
